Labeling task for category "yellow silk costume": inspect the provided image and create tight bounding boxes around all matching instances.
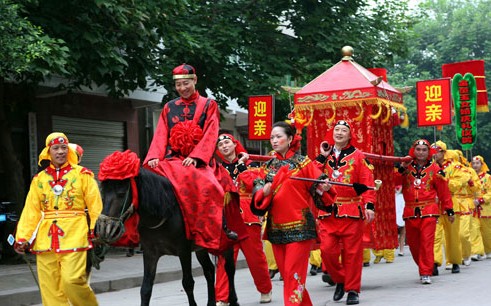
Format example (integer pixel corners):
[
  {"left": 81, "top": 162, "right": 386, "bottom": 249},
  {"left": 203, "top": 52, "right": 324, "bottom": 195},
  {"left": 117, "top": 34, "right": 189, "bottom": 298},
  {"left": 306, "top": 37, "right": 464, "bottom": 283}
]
[
  {"left": 16, "top": 162, "right": 102, "bottom": 252},
  {"left": 15, "top": 132, "right": 102, "bottom": 306},
  {"left": 476, "top": 170, "right": 491, "bottom": 256},
  {"left": 439, "top": 158, "right": 468, "bottom": 265}
]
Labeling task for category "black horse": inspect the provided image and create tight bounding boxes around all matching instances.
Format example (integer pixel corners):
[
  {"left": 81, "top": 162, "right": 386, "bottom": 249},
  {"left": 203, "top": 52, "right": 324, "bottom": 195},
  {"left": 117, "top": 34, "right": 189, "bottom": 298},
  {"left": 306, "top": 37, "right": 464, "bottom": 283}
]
[{"left": 95, "top": 166, "right": 238, "bottom": 306}]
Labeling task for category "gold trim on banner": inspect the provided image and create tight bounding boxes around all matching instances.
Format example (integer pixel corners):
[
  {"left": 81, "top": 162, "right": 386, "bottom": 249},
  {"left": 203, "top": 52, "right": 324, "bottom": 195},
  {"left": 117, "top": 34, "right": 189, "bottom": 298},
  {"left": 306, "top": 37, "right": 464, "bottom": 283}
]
[
  {"left": 326, "top": 105, "right": 337, "bottom": 125},
  {"left": 381, "top": 104, "right": 391, "bottom": 124},
  {"left": 370, "top": 102, "right": 383, "bottom": 119},
  {"left": 294, "top": 98, "right": 406, "bottom": 113},
  {"left": 296, "top": 94, "right": 330, "bottom": 103},
  {"left": 353, "top": 102, "right": 364, "bottom": 122},
  {"left": 295, "top": 107, "right": 315, "bottom": 127}
]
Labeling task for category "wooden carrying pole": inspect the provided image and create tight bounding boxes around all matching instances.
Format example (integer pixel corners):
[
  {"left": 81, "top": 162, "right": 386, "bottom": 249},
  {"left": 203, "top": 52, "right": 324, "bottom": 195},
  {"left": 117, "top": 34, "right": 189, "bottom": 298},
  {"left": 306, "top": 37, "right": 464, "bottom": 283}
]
[{"left": 246, "top": 153, "right": 412, "bottom": 163}]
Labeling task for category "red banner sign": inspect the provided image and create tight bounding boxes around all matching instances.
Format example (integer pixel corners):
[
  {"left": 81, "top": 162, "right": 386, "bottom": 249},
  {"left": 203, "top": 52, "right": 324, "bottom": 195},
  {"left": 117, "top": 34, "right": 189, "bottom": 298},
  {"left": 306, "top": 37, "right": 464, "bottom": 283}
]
[
  {"left": 248, "top": 95, "right": 274, "bottom": 140},
  {"left": 416, "top": 78, "right": 452, "bottom": 127}
]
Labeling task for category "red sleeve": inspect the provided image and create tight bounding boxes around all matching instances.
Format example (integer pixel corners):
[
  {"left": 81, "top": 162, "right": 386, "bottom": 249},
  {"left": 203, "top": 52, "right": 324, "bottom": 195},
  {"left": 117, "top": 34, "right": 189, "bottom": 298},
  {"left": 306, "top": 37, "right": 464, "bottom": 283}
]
[
  {"left": 303, "top": 160, "right": 337, "bottom": 210},
  {"left": 144, "top": 106, "right": 170, "bottom": 164},
  {"left": 393, "top": 167, "right": 403, "bottom": 186},
  {"left": 321, "top": 187, "right": 337, "bottom": 205},
  {"left": 357, "top": 152, "right": 377, "bottom": 204},
  {"left": 238, "top": 168, "right": 263, "bottom": 191},
  {"left": 252, "top": 188, "right": 272, "bottom": 210}
]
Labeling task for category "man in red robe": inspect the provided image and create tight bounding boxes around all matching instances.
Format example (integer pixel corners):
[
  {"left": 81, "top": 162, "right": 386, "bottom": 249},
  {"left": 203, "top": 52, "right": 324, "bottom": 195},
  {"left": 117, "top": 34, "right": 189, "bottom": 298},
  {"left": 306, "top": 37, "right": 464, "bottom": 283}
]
[
  {"left": 395, "top": 139, "right": 454, "bottom": 284},
  {"left": 315, "top": 120, "right": 376, "bottom": 305},
  {"left": 144, "top": 64, "right": 237, "bottom": 251}
]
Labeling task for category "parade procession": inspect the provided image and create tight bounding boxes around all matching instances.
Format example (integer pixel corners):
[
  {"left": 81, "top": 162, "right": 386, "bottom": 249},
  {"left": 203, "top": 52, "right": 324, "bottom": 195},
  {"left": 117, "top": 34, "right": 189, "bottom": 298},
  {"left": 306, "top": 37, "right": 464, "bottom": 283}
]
[{"left": 2, "top": 1, "right": 491, "bottom": 306}]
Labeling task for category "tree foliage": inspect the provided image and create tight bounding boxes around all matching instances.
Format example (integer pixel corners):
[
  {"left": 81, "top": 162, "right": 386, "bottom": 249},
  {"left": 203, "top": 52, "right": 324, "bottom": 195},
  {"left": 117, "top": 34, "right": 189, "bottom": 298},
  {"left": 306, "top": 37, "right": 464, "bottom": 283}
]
[
  {"left": 0, "top": 0, "right": 70, "bottom": 80},
  {"left": 390, "top": 0, "right": 491, "bottom": 161},
  {"left": 13, "top": 0, "right": 413, "bottom": 117},
  {"left": 1, "top": 0, "right": 414, "bottom": 207}
]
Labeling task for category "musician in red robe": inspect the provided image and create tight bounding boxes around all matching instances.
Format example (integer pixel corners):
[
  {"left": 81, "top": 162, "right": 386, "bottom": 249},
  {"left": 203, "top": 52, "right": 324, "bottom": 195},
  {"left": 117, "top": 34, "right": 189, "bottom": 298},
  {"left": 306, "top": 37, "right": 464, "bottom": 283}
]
[
  {"left": 144, "top": 64, "right": 236, "bottom": 251},
  {"left": 252, "top": 122, "right": 336, "bottom": 306},
  {"left": 395, "top": 139, "right": 454, "bottom": 285},
  {"left": 315, "top": 120, "right": 376, "bottom": 305}
]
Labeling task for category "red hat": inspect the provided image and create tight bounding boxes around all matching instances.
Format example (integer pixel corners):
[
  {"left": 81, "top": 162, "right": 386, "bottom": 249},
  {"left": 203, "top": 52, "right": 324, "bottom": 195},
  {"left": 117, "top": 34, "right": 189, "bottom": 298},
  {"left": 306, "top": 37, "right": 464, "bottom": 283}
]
[
  {"left": 409, "top": 139, "right": 436, "bottom": 160},
  {"left": 335, "top": 119, "right": 351, "bottom": 129},
  {"left": 68, "top": 143, "right": 84, "bottom": 160},
  {"left": 324, "top": 119, "right": 353, "bottom": 146},
  {"left": 172, "top": 63, "right": 196, "bottom": 80},
  {"left": 216, "top": 133, "right": 247, "bottom": 161}
]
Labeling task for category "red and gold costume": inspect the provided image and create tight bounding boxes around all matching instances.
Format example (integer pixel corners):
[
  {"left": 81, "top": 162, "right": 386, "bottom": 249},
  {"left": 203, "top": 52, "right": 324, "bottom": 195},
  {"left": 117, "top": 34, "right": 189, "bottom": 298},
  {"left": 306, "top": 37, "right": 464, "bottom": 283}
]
[
  {"left": 215, "top": 134, "right": 272, "bottom": 302},
  {"left": 15, "top": 132, "right": 101, "bottom": 306},
  {"left": 143, "top": 65, "right": 229, "bottom": 251},
  {"left": 396, "top": 140, "right": 453, "bottom": 278},
  {"left": 215, "top": 142, "right": 272, "bottom": 302},
  {"left": 252, "top": 148, "right": 336, "bottom": 306},
  {"left": 315, "top": 144, "right": 376, "bottom": 294}
]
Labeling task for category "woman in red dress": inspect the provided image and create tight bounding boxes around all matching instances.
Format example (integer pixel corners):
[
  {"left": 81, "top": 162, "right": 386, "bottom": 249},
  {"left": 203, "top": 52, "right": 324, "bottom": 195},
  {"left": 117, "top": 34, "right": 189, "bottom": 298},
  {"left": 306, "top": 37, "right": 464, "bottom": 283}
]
[{"left": 252, "top": 121, "right": 336, "bottom": 306}]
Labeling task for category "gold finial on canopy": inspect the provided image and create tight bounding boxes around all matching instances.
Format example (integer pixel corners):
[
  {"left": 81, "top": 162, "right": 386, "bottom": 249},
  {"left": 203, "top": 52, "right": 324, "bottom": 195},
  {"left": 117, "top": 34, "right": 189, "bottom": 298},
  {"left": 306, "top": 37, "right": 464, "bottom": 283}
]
[{"left": 341, "top": 46, "right": 354, "bottom": 61}]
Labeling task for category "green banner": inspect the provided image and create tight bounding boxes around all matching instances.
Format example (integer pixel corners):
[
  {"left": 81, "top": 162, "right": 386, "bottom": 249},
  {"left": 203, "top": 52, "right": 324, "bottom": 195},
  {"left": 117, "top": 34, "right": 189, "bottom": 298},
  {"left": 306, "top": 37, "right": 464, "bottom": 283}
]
[{"left": 452, "top": 73, "right": 477, "bottom": 150}]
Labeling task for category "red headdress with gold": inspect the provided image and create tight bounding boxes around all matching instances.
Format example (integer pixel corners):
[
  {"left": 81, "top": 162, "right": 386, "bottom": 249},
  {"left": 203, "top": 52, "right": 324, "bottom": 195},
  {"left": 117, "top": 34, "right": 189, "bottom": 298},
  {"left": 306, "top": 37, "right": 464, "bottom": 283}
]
[
  {"left": 216, "top": 133, "right": 247, "bottom": 161},
  {"left": 323, "top": 119, "right": 354, "bottom": 148},
  {"left": 172, "top": 63, "right": 196, "bottom": 80},
  {"left": 409, "top": 139, "right": 436, "bottom": 160}
]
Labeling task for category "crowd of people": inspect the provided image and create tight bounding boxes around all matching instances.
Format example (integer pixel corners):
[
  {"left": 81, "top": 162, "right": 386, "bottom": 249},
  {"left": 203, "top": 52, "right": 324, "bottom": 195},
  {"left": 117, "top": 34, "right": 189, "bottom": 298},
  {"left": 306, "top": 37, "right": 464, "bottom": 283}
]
[{"left": 13, "top": 63, "right": 491, "bottom": 306}]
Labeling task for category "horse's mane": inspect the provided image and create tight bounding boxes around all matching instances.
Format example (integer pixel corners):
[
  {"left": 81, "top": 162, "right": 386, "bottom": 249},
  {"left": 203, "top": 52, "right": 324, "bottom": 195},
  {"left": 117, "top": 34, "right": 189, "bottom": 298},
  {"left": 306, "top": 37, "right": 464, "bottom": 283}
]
[{"left": 137, "top": 167, "right": 178, "bottom": 219}]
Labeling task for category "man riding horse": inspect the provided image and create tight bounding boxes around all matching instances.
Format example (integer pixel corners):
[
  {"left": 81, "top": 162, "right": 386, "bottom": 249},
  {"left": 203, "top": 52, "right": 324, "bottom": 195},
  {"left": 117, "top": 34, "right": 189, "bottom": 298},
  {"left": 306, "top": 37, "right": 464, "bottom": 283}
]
[{"left": 144, "top": 63, "right": 245, "bottom": 253}]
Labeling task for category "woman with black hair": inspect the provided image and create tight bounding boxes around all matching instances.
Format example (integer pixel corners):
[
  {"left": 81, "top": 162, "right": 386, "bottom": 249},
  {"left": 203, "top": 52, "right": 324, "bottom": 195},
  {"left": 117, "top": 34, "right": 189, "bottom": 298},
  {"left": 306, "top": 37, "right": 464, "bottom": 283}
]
[{"left": 252, "top": 121, "right": 336, "bottom": 306}]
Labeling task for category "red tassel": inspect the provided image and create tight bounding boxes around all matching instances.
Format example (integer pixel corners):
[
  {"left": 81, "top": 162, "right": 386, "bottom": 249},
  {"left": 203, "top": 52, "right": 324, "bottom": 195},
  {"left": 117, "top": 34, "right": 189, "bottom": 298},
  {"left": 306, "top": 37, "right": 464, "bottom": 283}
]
[{"left": 130, "top": 177, "right": 139, "bottom": 209}]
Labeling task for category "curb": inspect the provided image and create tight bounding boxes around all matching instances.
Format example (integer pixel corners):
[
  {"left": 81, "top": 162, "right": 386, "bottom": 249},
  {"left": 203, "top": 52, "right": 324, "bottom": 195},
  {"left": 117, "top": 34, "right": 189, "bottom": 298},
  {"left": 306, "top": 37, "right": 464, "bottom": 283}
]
[{"left": 0, "top": 259, "right": 248, "bottom": 306}]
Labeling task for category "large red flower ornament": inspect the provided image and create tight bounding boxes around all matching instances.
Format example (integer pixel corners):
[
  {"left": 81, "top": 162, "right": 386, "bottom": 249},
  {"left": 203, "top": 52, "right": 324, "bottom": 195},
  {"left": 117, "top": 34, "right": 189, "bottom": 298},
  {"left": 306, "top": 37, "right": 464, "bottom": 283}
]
[
  {"left": 98, "top": 150, "right": 141, "bottom": 181},
  {"left": 169, "top": 121, "right": 203, "bottom": 157}
]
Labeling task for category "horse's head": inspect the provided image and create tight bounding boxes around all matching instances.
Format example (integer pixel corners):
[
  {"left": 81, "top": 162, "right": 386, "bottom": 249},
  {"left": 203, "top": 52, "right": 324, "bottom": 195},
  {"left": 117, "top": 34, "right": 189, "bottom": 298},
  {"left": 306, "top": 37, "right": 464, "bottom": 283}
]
[
  {"left": 96, "top": 150, "right": 140, "bottom": 244},
  {"left": 96, "top": 178, "right": 135, "bottom": 244}
]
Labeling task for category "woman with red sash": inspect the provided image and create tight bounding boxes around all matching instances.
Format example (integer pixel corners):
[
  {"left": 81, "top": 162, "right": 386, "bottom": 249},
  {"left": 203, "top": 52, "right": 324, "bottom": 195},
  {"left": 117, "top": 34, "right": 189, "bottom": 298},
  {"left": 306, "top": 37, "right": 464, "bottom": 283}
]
[{"left": 144, "top": 64, "right": 237, "bottom": 252}]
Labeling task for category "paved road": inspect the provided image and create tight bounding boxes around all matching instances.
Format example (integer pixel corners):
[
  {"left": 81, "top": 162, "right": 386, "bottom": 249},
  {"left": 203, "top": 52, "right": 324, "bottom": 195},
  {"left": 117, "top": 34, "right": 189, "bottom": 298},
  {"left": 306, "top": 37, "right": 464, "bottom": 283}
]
[
  {"left": 4, "top": 245, "right": 490, "bottom": 306},
  {"left": 56, "top": 246, "right": 491, "bottom": 306}
]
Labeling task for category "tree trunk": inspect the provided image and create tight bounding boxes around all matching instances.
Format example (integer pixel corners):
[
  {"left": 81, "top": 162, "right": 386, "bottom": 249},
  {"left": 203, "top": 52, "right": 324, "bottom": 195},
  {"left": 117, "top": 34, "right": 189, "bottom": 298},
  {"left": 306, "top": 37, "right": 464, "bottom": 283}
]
[
  {"left": 0, "top": 78, "right": 26, "bottom": 211},
  {"left": 0, "top": 78, "right": 26, "bottom": 263}
]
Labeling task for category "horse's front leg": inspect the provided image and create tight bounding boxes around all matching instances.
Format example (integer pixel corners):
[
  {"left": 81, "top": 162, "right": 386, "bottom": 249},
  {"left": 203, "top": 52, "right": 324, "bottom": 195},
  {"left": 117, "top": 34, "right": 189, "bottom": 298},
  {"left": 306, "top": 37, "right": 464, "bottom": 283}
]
[
  {"left": 178, "top": 249, "right": 197, "bottom": 306},
  {"left": 140, "top": 251, "right": 160, "bottom": 306},
  {"left": 195, "top": 249, "right": 216, "bottom": 306},
  {"left": 223, "top": 247, "right": 239, "bottom": 306}
]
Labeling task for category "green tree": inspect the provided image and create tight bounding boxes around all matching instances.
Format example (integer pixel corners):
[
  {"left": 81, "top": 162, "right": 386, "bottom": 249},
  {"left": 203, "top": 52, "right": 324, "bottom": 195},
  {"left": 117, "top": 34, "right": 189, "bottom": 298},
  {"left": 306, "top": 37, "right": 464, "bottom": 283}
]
[
  {"left": 0, "top": 0, "right": 70, "bottom": 211},
  {"left": 0, "top": 0, "right": 71, "bottom": 263},
  {"left": 390, "top": 0, "right": 491, "bottom": 160},
  {"left": 1, "top": 0, "right": 414, "bottom": 212}
]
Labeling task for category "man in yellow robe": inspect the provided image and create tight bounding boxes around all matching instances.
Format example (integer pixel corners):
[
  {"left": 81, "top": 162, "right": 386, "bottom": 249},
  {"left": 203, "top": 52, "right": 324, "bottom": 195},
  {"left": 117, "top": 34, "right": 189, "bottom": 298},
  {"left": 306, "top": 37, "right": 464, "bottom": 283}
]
[{"left": 15, "top": 132, "right": 102, "bottom": 306}]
